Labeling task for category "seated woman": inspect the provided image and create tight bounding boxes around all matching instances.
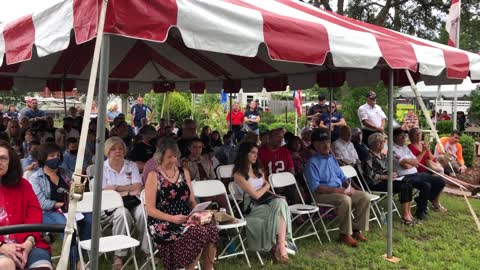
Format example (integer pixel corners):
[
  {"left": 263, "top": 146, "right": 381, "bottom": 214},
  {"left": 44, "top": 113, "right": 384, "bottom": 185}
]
[
  {"left": 233, "top": 142, "right": 293, "bottom": 264},
  {"left": 101, "top": 136, "right": 149, "bottom": 270},
  {"left": 145, "top": 138, "right": 218, "bottom": 270},
  {"left": 30, "top": 142, "right": 92, "bottom": 267},
  {"left": 0, "top": 141, "right": 53, "bottom": 270},
  {"left": 407, "top": 128, "right": 447, "bottom": 212},
  {"left": 363, "top": 133, "right": 415, "bottom": 225}
]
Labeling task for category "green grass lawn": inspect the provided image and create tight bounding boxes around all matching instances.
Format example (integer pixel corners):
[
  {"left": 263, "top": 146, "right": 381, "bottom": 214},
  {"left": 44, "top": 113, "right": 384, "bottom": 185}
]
[{"left": 54, "top": 194, "right": 480, "bottom": 269}]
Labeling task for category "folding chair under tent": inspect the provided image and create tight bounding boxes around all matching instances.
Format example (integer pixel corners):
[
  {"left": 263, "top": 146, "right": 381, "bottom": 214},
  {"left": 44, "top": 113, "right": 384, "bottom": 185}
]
[{"left": 1, "top": 1, "right": 479, "bottom": 269}]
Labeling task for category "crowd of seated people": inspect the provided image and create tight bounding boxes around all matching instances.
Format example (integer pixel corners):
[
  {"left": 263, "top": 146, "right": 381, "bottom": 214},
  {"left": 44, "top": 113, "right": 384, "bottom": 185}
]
[{"left": 1, "top": 95, "right": 477, "bottom": 269}]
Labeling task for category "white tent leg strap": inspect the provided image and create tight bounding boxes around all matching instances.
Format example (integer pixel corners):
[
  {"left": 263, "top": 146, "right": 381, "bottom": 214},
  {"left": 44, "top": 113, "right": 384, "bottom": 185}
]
[
  {"left": 404, "top": 69, "right": 457, "bottom": 177},
  {"left": 57, "top": 0, "right": 110, "bottom": 269}
]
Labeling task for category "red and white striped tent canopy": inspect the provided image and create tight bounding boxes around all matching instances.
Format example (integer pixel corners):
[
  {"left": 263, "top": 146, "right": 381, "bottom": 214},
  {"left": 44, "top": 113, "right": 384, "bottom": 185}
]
[{"left": 0, "top": 0, "right": 479, "bottom": 94}]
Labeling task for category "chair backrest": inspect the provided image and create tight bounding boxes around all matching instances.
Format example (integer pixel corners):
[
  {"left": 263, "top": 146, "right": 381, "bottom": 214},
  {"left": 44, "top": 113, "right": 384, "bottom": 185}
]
[
  {"left": 76, "top": 190, "right": 125, "bottom": 212},
  {"left": 302, "top": 172, "right": 319, "bottom": 205},
  {"left": 86, "top": 165, "right": 95, "bottom": 179},
  {"left": 269, "top": 172, "right": 306, "bottom": 204},
  {"left": 228, "top": 181, "right": 245, "bottom": 219},
  {"left": 340, "top": 165, "right": 357, "bottom": 178},
  {"left": 192, "top": 180, "right": 236, "bottom": 217},
  {"left": 268, "top": 172, "right": 296, "bottom": 188},
  {"left": 192, "top": 180, "right": 227, "bottom": 198},
  {"left": 340, "top": 165, "right": 367, "bottom": 192},
  {"left": 216, "top": 164, "right": 234, "bottom": 179}
]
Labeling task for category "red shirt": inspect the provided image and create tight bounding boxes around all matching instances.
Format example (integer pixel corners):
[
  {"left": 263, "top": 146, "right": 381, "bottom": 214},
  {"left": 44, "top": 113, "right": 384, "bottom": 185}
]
[
  {"left": 258, "top": 145, "right": 294, "bottom": 176},
  {"left": 0, "top": 179, "right": 50, "bottom": 252},
  {"left": 408, "top": 144, "right": 434, "bottom": 173},
  {"left": 226, "top": 110, "right": 244, "bottom": 126}
]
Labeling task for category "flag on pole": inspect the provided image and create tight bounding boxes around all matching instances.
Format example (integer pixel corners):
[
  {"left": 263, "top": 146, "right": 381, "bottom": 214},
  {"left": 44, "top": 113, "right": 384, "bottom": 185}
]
[
  {"left": 446, "top": 0, "right": 461, "bottom": 47},
  {"left": 293, "top": 89, "right": 302, "bottom": 116}
]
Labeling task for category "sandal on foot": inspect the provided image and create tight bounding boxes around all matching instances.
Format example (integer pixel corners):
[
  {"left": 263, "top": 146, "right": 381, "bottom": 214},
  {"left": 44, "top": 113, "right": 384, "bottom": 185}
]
[{"left": 402, "top": 219, "right": 415, "bottom": 226}]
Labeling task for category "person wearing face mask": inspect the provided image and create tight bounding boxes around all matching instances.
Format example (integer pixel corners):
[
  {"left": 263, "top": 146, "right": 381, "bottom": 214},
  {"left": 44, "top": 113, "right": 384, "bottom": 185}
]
[
  {"left": 22, "top": 140, "right": 41, "bottom": 178},
  {"left": 29, "top": 142, "right": 92, "bottom": 269},
  {"left": 61, "top": 137, "right": 87, "bottom": 179}
]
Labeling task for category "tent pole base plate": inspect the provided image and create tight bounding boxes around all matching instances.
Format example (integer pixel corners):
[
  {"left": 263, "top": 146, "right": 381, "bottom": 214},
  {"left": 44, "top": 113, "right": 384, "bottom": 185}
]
[{"left": 383, "top": 254, "right": 400, "bottom": 263}]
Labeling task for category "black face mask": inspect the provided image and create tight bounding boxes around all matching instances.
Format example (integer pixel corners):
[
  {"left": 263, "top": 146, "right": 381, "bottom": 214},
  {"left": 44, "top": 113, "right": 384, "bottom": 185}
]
[{"left": 69, "top": 149, "right": 78, "bottom": 155}]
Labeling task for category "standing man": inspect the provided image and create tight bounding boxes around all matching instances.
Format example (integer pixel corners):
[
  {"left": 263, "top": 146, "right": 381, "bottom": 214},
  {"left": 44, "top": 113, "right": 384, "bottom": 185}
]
[
  {"left": 320, "top": 101, "right": 346, "bottom": 141},
  {"left": 307, "top": 95, "right": 329, "bottom": 120},
  {"left": 19, "top": 97, "right": 33, "bottom": 119},
  {"left": 358, "top": 91, "right": 386, "bottom": 145},
  {"left": 226, "top": 102, "right": 244, "bottom": 143},
  {"left": 130, "top": 96, "right": 154, "bottom": 134},
  {"left": 244, "top": 100, "right": 260, "bottom": 135},
  {"left": 24, "top": 99, "right": 47, "bottom": 121}
]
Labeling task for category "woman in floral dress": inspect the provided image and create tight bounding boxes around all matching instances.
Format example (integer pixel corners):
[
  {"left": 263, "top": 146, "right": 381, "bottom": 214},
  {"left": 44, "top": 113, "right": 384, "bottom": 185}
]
[{"left": 144, "top": 138, "right": 218, "bottom": 270}]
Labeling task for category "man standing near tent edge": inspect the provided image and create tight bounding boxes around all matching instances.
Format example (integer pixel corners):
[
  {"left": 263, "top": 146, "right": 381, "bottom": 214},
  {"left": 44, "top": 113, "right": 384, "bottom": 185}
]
[
  {"left": 358, "top": 91, "right": 387, "bottom": 145},
  {"left": 130, "top": 96, "right": 154, "bottom": 134}
]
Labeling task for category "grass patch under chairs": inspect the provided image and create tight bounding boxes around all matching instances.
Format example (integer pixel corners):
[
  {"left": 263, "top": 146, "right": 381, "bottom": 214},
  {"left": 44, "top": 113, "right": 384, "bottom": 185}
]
[{"left": 52, "top": 194, "right": 480, "bottom": 269}]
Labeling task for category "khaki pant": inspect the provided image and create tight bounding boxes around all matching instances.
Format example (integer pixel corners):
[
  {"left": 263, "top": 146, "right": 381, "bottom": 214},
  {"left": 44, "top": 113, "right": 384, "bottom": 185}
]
[
  {"left": 101, "top": 205, "right": 149, "bottom": 257},
  {"left": 314, "top": 190, "right": 370, "bottom": 235}
]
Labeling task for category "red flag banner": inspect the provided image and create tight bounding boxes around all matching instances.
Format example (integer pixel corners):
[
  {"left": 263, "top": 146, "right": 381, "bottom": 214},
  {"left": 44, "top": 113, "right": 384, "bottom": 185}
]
[
  {"left": 294, "top": 89, "right": 302, "bottom": 116},
  {"left": 446, "top": 0, "right": 461, "bottom": 47}
]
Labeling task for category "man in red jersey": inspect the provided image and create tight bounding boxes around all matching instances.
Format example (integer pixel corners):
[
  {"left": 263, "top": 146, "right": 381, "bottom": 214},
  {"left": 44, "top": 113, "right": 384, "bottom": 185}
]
[
  {"left": 226, "top": 102, "right": 244, "bottom": 143},
  {"left": 258, "top": 128, "right": 298, "bottom": 203}
]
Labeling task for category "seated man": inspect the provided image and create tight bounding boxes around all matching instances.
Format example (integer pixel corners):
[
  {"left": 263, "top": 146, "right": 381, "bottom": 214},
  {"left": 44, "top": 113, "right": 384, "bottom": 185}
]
[
  {"left": 393, "top": 128, "right": 446, "bottom": 219},
  {"left": 332, "top": 125, "right": 360, "bottom": 166},
  {"left": 435, "top": 130, "right": 467, "bottom": 174},
  {"left": 304, "top": 128, "right": 370, "bottom": 247},
  {"left": 351, "top": 128, "right": 369, "bottom": 164},
  {"left": 182, "top": 138, "right": 216, "bottom": 181}
]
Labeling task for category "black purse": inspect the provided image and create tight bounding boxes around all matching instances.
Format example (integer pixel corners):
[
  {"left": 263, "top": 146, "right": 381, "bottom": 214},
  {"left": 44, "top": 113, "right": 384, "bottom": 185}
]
[
  {"left": 122, "top": 195, "right": 141, "bottom": 211},
  {"left": 243, "top": 192, "right": 276, "bottom": 215}
]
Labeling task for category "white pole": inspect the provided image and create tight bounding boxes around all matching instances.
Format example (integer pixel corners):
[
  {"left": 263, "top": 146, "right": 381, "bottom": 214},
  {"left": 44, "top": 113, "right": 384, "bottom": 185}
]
[
  {"left": 57, "top": 0, "right": 109, "bottom": 269},
  {"left": 295, "top": 109, "right": 298, "bottom": 136},
  {"left": 435, "top": 85, "right": 441, "bottom": 129},
  {"left": 452, "top": 1, "right": 461, "bottom": 131}
]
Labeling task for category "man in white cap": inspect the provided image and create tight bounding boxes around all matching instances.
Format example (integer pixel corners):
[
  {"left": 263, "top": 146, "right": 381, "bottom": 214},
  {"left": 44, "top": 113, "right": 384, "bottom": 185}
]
[{"left": 357, "top": 91, "right": 386, "bottom": 145}]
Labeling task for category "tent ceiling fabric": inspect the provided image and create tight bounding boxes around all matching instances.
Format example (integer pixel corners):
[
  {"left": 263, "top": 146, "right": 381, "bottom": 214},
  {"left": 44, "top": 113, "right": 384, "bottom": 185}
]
[{"left": 0, "top": 0, "right": 479, "bottom": 93}]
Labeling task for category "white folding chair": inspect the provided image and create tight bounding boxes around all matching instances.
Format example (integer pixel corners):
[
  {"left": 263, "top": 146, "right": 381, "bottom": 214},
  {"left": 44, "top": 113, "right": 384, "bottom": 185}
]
[
  {"left": 139, "top": 191, "right": 158, "bottom": 270},
  {"left": 76, "top": 190, "right": 140, "bottom": 270},
  {"left": 216, "top": 164, "right": 241, "bottom": 201},
  {"left": 354, "top": 164, "right": 401, "bottom": 218},
  {"left": 302, "top": 173, "right": 339, "bottom": 242},
  {"left": 192, "top": 180, "right": 251, "bottom": 268},
  {"left": 268, "top": 172, "right": 322, "bottom": 245},
  {"left": 228, "top": 182, "right": 264, "bottom": 266},
  {"left": 340, "top": 165, "right": 382, "bottom": 228}
]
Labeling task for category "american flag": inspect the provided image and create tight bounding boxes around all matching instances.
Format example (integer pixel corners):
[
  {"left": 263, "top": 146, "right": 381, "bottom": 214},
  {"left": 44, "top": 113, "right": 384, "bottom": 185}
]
[{"left": 445, "top": 0, "right": 461, "bottom": 47}]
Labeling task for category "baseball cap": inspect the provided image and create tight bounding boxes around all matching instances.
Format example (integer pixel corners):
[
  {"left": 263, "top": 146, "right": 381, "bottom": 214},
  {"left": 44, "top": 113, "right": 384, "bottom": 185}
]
[
  {"left": 25, "top": 97, "right": 33, "bottom": 103},
  {"left": 393, "top": 127, "right": 408, "bottom": 137},
  {"left": 366, "top": 91, "right": 377, "bottom": 99},
  {"left": 311, "top": 128, "right": 330, "bottom": 142},
  {"left": 318, "top": 95, "right": 326, "bottom": 101}
]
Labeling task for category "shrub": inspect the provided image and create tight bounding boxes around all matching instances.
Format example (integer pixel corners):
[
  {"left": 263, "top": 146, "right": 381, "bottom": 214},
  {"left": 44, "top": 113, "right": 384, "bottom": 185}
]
[
  {"left": 460, "top": 134, "right": 475, "bottom": 167},
  {"left": 258, "top": 123, "right": 269, "bottom": 133},
  {"left": 268, "top": 122, "right": 295, "bottom": 134},
  {"left": 436, "top": 120, "right": 453, "bottom": 135},
  {"left": 259, "top": 111, "right": 275, "bottom": 126}
]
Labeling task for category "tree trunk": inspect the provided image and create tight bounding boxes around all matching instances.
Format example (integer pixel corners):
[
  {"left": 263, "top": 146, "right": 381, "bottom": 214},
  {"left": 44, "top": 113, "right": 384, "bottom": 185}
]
[
  {"left": 374, "top": 0, "right": 392, "bottom": 26},
  {"left": 337, "top": 0, "right": 345, "bottom": 15}
]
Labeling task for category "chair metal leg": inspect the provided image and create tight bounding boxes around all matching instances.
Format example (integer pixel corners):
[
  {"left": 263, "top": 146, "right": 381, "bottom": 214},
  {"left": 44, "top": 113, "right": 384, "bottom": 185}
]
[{"left": 256, "top": 252, "right": 264, "bottom": 266}]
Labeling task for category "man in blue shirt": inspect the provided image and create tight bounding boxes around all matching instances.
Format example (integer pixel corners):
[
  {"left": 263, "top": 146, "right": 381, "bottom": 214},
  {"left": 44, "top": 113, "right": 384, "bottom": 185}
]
[
  {"left": 130, "top": 96, "right": 154, "bottom": 134},
  {"left": 304, "top": 128, "right": 370, "bottom": 247},
  {"left": 24, "top": 99, "right": 47, "bottom": 120}
]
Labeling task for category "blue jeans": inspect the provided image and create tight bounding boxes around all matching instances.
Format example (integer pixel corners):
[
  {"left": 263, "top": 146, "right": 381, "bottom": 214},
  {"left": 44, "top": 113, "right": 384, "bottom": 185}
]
[{"left": 43, "top": 211, "right": 93, "bottom": 266}]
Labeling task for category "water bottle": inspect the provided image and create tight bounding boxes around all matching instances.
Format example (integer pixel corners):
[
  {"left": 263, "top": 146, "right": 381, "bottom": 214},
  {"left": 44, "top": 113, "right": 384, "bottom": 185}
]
[{"left": 381, "top": 207, "right": 387, "bottom": 225}]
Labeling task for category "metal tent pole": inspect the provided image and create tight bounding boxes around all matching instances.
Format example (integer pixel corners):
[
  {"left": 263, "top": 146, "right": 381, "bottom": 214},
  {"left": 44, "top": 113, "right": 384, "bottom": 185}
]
[
  {"left": 62, "top": 76, "right": 67, "bottom": 116},
  {"left": 90, "top": 34, "right": 110, "bottom": 270},
  {"left": 229, "top": 93, "right": 233, "bottom": 131},
  {"left": 386, "top": 69, "right": 394, "bottom": 258},
  {"left": 329, "top": 87, "right": 333, "bottom": 139}
]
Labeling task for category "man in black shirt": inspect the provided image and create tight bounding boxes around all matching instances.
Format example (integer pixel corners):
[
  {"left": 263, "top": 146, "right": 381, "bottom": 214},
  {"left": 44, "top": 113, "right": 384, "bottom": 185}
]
[
  {"left": 307, "top": 95, "right": 328, "bottom": 120},
  {"left": 130, "top": 96, "right": 154, "bottom": 134},
  {"left": 244, "top": 100, "right": 260, "bottom": 135}
]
